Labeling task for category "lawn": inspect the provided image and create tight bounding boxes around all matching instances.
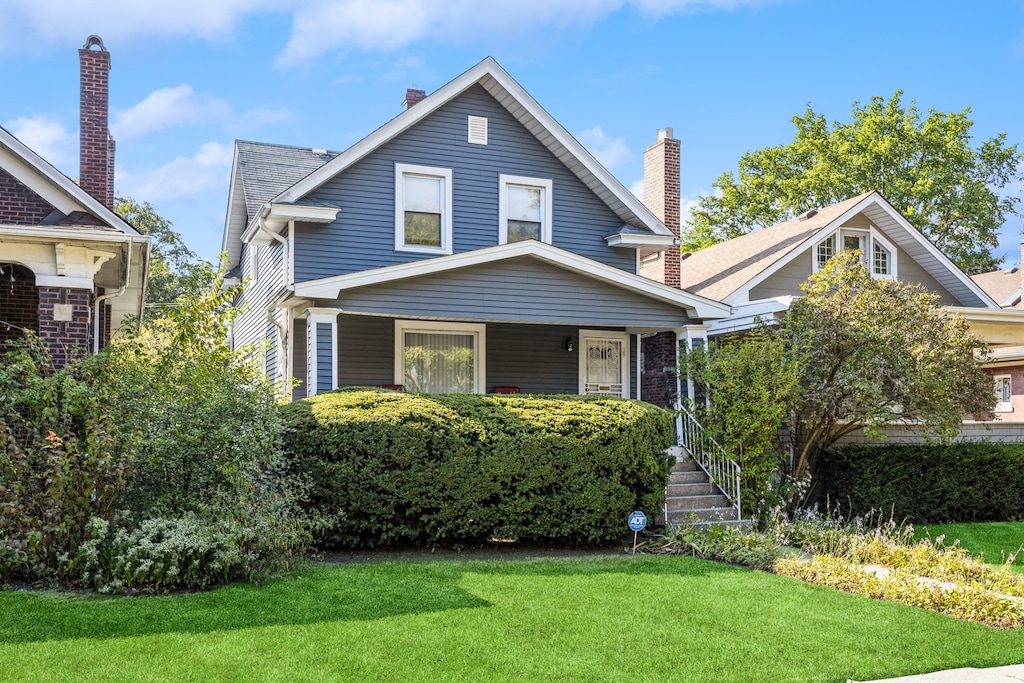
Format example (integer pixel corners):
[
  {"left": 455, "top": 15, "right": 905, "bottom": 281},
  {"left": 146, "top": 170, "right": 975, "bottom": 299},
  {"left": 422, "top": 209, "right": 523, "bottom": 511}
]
[
  {"left": 918, "top": 521, "right": 1024, "bottom": 572},
  {"left": 1, "top": 554, "right": 1023, "bottom": 683}
]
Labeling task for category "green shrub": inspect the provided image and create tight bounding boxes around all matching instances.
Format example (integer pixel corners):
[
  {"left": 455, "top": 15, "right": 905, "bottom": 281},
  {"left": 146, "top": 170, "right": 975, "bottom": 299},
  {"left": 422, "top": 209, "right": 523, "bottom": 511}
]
[
  {"left": 0, "top": 338, "right": 130, "bottom": 581},
  {"left": 645, "top": 525, "right": 781, "bottom": 571},
  {"left": 816, "top": 443, "right": 1024, "bottom": 523},
  {"left": 281, "top": 389, "right": 674, "bottom": 548}
]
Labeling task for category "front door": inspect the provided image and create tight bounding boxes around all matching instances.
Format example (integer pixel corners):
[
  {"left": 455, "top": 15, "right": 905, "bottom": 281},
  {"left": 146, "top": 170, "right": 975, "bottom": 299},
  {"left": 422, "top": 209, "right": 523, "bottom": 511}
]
[{"left": 580, "top": 331, "right": 628, "bottom": 397}]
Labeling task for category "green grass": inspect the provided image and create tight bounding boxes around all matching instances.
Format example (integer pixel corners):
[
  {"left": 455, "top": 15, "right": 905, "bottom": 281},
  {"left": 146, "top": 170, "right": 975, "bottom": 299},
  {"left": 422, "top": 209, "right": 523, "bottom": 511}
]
[
  {"left": 918, "top": 521, "right": 1024, "bottom": 572},
  {"left": 1, "top": 555, "right": 1023, "bottom": 682}
]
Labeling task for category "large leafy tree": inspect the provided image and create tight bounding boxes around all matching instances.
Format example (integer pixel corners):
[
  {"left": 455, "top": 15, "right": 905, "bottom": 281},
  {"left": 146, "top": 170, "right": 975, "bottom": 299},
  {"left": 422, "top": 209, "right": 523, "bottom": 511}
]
[
  {"left": 115, "top": 197, "right": 204, "bottom": 307},
  {"left": 684, "top": 91, "right": 1023, "bottom": 274},
  {"left": 691, "top": 251, "right": 995, "bottom": 507}
]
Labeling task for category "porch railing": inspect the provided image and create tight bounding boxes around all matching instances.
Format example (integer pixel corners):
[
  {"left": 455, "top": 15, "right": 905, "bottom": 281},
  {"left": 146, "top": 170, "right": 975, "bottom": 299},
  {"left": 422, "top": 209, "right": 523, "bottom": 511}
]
[{"left": 674, "top": 402, "right": 742, "bottom": 521}]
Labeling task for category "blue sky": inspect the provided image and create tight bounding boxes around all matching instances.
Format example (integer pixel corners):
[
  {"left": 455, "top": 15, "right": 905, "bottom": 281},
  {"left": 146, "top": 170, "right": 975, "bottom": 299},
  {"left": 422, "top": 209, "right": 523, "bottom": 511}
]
[{"left": 2, "top": 0, "right": 1023, "bottom": 266}]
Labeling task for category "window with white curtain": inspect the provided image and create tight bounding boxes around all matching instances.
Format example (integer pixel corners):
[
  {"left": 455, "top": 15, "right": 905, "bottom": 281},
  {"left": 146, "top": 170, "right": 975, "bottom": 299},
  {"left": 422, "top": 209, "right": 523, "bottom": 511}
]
[{"left": 394, "top": 320, "right": 485, "bottom": 393}]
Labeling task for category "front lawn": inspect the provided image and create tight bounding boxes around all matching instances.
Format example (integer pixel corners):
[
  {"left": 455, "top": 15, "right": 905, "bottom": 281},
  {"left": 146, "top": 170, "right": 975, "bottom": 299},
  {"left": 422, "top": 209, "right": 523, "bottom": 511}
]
[
  {"left": 1, "top": 555, "right": 1022, "bottom": 682},
  {"left": 919, "top": 521, "right": 1024, "bottom": 572}
]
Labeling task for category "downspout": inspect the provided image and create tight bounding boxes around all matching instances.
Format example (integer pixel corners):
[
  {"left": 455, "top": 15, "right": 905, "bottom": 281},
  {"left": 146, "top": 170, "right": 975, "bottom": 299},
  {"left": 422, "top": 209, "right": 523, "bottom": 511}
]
[
  {"left": 258, "top": 215, "right": 291, "bottom": 381},
  {"left": 93, "top": 240, "right": 133, "bottom": 353}
]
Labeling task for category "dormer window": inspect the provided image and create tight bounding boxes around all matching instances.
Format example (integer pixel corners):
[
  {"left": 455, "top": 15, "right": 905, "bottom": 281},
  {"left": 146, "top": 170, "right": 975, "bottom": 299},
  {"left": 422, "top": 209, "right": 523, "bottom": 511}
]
[
  {"left": 499, "top": 174, "right": 552, "bottom": 244},
  {"left": 814, "top": 227, "right": 896, "bottom": 278}
]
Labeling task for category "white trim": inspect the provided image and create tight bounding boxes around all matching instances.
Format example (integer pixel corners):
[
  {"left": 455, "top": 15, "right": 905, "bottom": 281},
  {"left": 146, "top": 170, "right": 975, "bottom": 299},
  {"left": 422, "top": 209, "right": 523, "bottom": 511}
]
[
  {"left": 394, "top": 163, "right": 453, "bottom": 255},
  {"left": 498, "top": 174, "right": 552, "bottom": 245},
  {"left": 241, "top": 203, "right": 340, "bottom": 245},
  {"left": 606, "top": 232, "right": 677, "bottom": 250},
  {"left": 394, "top": 319, "right": 486, "bottom": 393},
  {"left": 306, "top": 308, "right": 339, "bottom": 396},
  {"left": 294, "top": 240, "right": 731, "bottom": 319},
  {"left": 578, "top": 329, "right": 629, "bottom": 397}
]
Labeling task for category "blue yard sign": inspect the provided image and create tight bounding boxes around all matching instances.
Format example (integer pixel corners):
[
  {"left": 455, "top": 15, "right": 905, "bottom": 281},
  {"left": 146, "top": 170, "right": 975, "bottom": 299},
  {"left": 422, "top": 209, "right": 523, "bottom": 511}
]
[{"left": 628, "top": 511, "right": 647, "bottom": 531}]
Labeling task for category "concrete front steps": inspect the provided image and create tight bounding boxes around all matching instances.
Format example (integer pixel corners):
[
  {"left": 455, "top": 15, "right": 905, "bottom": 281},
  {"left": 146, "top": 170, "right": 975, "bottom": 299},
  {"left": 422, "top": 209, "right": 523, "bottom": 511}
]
[{"left": 663, "top": 460, "right": 744, "bottom": 529}]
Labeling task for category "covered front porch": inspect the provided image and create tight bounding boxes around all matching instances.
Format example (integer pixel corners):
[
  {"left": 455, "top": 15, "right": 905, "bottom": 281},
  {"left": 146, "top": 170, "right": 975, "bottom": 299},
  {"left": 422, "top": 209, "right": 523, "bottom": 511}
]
[{"left": 278, "top": 241, "right": 729, "bottom": 404}]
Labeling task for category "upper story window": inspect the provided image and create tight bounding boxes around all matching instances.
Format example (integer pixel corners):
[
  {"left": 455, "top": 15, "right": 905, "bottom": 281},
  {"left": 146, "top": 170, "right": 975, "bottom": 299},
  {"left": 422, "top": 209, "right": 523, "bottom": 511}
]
[
  {"left": 814, "top": 227, "right": 896, "bottom": 278},
  {"left": 499, "top": 174, "right": 552, "bottom": 244},
  {"left": 395, "top": 163, "right": 453, "bottom": 255}
]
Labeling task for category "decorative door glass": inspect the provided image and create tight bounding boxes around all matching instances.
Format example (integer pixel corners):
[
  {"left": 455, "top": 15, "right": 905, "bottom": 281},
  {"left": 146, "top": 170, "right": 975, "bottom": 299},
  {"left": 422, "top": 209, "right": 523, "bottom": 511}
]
[{"left": 584, "top": 337, "right": 624, "bottom": 397}]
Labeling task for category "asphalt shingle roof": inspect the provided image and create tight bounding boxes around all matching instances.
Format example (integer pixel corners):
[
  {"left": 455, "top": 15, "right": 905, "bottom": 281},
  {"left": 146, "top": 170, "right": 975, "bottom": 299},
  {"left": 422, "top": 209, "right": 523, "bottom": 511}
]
[{"left": 235, "top": 141, "right": 339, "bottom": 220}]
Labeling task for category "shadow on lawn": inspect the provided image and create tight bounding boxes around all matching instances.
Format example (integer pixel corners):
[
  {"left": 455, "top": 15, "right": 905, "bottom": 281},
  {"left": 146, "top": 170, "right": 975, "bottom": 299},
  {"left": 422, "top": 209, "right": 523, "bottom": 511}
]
[{"left": 0, "top": 554, "right": 731, "bottom": 644}]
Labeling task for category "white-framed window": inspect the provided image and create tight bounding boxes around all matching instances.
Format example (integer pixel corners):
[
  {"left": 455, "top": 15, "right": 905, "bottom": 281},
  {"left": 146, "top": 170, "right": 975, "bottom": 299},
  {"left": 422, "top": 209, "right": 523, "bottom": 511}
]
[
  {"left": 813, "top": 227, "right": 896, "bottom": 278},
  {"left": 578, "top": 329, "right": 629, "bottom": 398},
  {"left": 395, "top": 163, "right": 453, "bottom": 254},
  {"left": 499, "top": 174, "right": 552, "bottom": 245},
  {"left": 394, "top": 320, "right": 485, "bottom": 394},
  {"left": 995, "top": 375, "right": 1012, "bottom": 412}
]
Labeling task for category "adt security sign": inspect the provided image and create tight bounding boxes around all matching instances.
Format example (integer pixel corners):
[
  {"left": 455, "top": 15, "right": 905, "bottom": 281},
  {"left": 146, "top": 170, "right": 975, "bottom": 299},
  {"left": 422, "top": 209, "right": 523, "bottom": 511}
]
[{"left": 628, "top": 511, "right": 647, "bottom": 531}]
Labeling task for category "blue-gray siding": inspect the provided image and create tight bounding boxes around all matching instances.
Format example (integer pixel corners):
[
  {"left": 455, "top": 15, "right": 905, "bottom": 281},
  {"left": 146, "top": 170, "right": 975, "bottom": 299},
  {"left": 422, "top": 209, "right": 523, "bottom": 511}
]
[
  {"left": 292, "top": 318, "right": 307, "bottom": 401},
  {"left": 334, "top": 314, "right": 639, "bottom": 398},
  {"left": 294, "top": 85, "right": 637, "bottom": 281},
  {"left": 332, "top": 257, "right": 688, "bottom": 328},
  {"left": 316, "top": 322, "right": 333, "bottom": 392}
]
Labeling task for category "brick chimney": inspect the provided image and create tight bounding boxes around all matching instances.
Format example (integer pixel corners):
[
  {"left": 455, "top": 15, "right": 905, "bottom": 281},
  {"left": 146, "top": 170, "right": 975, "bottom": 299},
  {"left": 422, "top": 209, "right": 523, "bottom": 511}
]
[
  {"left": 403, "top": 87, "right": 426, "bottom": 110},
  {"left": 641, "top": 128, "right": 681, "bottom": 288},
  {"left": 79, "top": 35, "right": 114, "bottom": 209}
]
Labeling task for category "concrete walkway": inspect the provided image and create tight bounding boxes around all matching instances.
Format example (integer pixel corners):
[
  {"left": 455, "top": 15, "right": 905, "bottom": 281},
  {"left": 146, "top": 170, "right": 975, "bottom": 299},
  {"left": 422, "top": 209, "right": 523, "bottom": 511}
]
[{"left": 853, "top": 664, "right": 1024, "bottom": 682}]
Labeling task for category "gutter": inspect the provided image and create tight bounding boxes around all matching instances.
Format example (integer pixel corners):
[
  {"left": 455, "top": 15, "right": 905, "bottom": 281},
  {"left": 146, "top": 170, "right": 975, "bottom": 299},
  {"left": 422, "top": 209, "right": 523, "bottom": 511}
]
[{"left": 93, "top": 240, "right": 132, "bottom": 353}]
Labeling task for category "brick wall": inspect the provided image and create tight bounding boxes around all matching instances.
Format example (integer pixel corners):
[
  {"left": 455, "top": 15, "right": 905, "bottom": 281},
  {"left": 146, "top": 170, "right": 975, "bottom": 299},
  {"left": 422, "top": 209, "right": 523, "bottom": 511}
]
[
  {"left": 0, "top": 264, "right": 39, "bottom": 346},
  {"left": 0, "top": 169, "right": 55, "bottom": 224},
  {"left": 641, "top": 331, "right": 677, "bottom": 408},
  {"left": 982, "top": 365, "right": 1024, "bottom": 421},
  {"left": 642, "top": 129, "right": 681, "bottom": 288},
  {"left": 79, "top": 39, "right": 114, "bottom": 209},
  {"left": 38, "top": 287, "right": 92, "bottom": 369}
]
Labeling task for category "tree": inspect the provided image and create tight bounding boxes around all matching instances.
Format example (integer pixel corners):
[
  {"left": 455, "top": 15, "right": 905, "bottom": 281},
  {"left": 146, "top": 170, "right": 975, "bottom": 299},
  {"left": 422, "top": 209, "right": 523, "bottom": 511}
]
[
  {"left": 691, "top": 250, "right": 995, "bottom": 507},
  {"left": 114, "top": 197, "right": 204, "bottom": 307},
  {"left": 684, "top": 91, "right": 1023, "bottom": 274}
]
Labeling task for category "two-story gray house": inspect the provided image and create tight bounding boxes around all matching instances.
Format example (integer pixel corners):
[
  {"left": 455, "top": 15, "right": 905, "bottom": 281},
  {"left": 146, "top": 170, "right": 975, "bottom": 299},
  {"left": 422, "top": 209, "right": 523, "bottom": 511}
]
[{"left": 222, "top": 58, "right": 728, "bottom": 402}]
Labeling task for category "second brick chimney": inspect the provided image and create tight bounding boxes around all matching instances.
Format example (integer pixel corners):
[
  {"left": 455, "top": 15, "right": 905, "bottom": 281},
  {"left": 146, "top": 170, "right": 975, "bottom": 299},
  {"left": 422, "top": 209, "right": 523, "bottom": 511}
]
[
  {"left": 79, "top": 35, "right": 114, "bottom": 209},
  {"left": 641, "top": 128, "right": 680, "bottom": 289},
  {"left": 403, "top": 87, "right": 426, "bottom": 110}
]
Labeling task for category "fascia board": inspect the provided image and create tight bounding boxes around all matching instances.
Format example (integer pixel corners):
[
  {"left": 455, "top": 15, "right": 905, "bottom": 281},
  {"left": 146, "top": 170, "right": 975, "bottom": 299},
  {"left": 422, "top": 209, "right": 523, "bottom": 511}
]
[
  {"left": 605, "top": 233, "right": 677, "bottom": 248},
  {"left": 0, "top": 224, "right": 148, "bottom": 245},
  {"left": 274, "top": 57, "right": 670, "bottom": 238},
  {"left": 295, "top": 241, "right": 731, "bottom": 318},
  {"left": 0, "top": 128, "right": 139, "bottom": 236},
  {"left": 867, "top": 194, "right": 1000, "bottom": 309},
  {"left": 221, "top": 145, "right": 245, "bottom": 267}
]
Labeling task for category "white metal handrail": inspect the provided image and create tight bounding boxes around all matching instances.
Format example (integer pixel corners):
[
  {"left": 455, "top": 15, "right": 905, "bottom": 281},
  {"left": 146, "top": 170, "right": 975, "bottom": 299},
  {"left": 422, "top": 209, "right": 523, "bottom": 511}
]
[{"left": 674, "top": 402, "right": 741, "bottom": 520}]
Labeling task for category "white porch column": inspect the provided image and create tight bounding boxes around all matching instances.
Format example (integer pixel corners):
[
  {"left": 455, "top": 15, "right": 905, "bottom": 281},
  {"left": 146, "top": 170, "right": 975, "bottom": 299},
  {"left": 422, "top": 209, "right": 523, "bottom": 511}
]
[
  {"left": 305, "top": 308, "right": 339, "bottom": 397},
  {"left": 676, "top": 324, "right": 711, "bottom": 406}
]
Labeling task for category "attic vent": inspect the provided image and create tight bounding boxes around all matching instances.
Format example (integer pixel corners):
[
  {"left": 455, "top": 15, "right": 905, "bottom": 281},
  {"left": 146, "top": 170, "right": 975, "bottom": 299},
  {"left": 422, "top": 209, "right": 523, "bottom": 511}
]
[
  {"left": 312, "top": 148, "right": 327, "bottom": 156},
  {"left": 468, "top": 116, "right": 488, "bottom": 145}
]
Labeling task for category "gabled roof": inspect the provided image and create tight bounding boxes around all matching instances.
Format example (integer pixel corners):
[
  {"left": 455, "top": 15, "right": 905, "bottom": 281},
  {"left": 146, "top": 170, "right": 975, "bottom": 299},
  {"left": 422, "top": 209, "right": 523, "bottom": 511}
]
[
  {"left": 222, "top": 57, "right": 672, "bottom": 266},
  {"left": 0, "top": 125, "right": 139, "bottom": 236},
  {"left": 294, "top": 240, "right": 731, "bottom": 320},
  {"left": 971, "top": 268, "right": 1021, "bottom": 308},
  {"left": 677, "top": 191, "right": 997, "bottom": 309}
]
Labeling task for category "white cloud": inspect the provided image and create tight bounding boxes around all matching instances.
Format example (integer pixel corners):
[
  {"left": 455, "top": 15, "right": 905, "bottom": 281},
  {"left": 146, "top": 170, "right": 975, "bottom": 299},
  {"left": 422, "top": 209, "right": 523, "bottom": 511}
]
[
  {"left": 117, "top": 141, "right": 233, "bottom": 202},
  {"left": 577, "top": 125, "right": 632, "bottom": 171},
  {"left": 112, "top": 86, "right": 231, "bottom": 140},
  {"left": 629, "top": 179, "right": 645, "bottom": 199},
  {"left": 4, "top": 116, "right": 74, "bottom": 169}
]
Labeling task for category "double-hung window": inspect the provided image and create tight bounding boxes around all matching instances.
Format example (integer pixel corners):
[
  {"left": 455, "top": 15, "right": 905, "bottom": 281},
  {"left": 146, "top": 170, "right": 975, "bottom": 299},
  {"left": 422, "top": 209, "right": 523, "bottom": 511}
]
[
  {"left": 395, "top": 320, "right": 485, "bottom": 394},
  {"left": 395, "top": 163, "right": 453, "bottom": 254},
  {"left": 499, "top": 174, "right": 552, "bottom": 244}
]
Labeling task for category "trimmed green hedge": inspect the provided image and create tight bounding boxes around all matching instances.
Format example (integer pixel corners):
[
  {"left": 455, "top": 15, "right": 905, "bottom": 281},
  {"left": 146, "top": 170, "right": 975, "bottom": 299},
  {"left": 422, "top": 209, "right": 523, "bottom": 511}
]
[
  {"left": 816, "top": 443, "right": 1024, "bottom": 523},
  {"left": 281, "top": 389, "right": 674, "bottom": 548}
]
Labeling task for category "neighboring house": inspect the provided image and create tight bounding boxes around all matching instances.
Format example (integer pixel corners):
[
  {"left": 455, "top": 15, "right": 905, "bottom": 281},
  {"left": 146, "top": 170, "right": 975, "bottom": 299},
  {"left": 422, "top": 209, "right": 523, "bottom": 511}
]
[
  {"left": 221, "top": 58, "right": 729, "bottom": 403},
  {"left": 970, "top": 250, "right": 1024, "bottom": 420},
  {"left": 668, "top": 189, "right": 1024, "bottom": 429},
  {"left": 0, "top": 36, "right": 149, "bottom": 368}
]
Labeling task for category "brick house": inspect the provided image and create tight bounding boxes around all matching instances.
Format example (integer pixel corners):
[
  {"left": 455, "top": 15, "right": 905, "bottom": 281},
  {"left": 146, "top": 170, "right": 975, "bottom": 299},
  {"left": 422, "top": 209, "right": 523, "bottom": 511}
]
[
  {"left": 0, "top": 36, "right": 149, "bottom": 368},
  {"left": 969, "top": 248, "right": 1024, "bottom": 421}
]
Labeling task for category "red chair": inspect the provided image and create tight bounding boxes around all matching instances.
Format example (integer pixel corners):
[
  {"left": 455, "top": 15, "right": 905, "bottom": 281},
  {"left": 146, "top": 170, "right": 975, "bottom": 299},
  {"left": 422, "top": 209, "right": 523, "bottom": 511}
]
[
  {"left": 492, "top": 385, "right": 519, "bottom": 394},
  {"left": 379, "top": 384, "right": 404, "bottom": 391}
]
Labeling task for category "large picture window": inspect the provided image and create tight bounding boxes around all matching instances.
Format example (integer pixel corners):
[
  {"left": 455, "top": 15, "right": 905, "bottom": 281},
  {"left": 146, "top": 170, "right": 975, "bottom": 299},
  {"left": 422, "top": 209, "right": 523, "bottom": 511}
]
[
  {"left": 395, "top": 320, "right": 485, "bottom": 394},
  {"left": 395, "top": 163, "right": 453, "bottom": 254},
  {"left": 499, "top": 174, "right": 552, "bottom": 245}
]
